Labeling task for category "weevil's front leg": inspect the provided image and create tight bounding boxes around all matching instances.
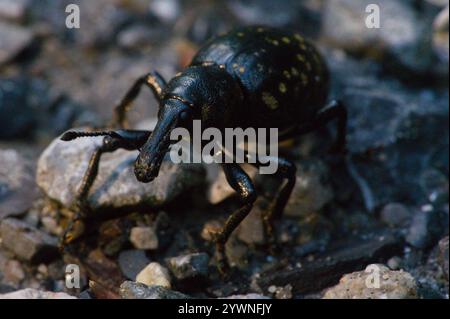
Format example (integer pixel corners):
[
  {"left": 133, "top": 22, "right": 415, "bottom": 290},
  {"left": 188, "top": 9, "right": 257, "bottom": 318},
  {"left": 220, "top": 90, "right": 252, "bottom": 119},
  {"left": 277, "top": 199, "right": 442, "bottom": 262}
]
[
  {"left": 250, "top": 157, "right": 297, "bottom": 252},
  {"left": 112, "top": 71, "right": 167, "bottom": 128},
  {"left": 59, "top": 129, "right": 152, "bottom": 250},
  {"left": 213, "top": 163, "right": 257, "bottom": 274}
]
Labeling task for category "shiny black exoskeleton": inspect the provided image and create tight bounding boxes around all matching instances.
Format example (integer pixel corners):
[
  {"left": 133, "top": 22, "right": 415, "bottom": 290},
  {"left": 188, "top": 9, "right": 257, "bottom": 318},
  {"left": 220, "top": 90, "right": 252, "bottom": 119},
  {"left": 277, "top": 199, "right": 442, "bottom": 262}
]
[{"left": 60, "top": 26, "right": 347, "bottom": 273}]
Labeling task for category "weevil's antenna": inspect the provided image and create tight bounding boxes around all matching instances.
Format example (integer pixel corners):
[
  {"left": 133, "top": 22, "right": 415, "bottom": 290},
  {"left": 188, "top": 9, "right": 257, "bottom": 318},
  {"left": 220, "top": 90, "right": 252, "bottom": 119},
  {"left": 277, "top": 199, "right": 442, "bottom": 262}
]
[{"left": 60, "top": 130, "right": 120, "bottom": 141}]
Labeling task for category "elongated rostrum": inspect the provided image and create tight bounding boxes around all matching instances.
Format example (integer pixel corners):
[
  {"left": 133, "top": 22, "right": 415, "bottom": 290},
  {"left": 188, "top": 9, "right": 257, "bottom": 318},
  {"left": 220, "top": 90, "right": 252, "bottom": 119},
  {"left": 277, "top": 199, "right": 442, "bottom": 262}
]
[{"left": 60, "top": 26, "right": 347, "bottom": 273}]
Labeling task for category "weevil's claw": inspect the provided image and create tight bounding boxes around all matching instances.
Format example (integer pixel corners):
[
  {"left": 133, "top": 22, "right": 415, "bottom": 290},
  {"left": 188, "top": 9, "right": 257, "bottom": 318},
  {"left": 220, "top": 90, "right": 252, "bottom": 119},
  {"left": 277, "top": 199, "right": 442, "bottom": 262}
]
[
  {"left": 59, "top": 209, "right": 86, "bottom": 255},
  {"left": 215, "top": 246, "right": 230, "bottom": 278},
  {"left": 210, "top": 232, "right": 231, "bottom": 277}
]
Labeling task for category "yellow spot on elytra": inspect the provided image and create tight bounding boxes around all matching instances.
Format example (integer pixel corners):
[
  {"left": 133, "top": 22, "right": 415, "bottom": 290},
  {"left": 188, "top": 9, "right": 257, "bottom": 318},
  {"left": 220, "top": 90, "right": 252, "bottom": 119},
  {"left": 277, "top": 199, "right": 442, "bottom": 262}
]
[
  {"left": 237, "top": 32, "right": 244, "bottom": 37},
  {"left": 294, "top": 34, "right": 304, "bottom": 42},
  {"left": 282, "top": 37, "right": 290, "bottom": 44},
  {"left": 283, "top": 70, "right": 291, "bottom": 79},
  {"left": 262, "top": 92, "right": 279, "bottom": 110},
  {"left": 239, "top": 67, "right": 245, "bottom": 73},
  {"left": 301, "top": 73, "right": 308, "bottom": 86},
  {"left": 296, "top": 54, "right": 305, "bottom": 62},
  {"left": 272, "top": 40, "right": 279, "bottom": 46},
  {"left": 291, "top": 67, "right": 299, "bottom": 77},
  {"left": 232, "top": 63, "right": 238, "bottom": 69},
  {"left": 279, "top": 83, "right": 287, "bottom": 93},
  {"left": 257, "top": 27, "right": 265, "bottom": 33}
]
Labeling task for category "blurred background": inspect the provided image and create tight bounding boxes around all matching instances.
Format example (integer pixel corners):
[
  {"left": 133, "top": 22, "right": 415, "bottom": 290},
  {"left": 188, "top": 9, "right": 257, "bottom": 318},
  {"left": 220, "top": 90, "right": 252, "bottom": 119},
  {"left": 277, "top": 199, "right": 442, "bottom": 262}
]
[{"left": 0, "top": 0, "right": 448, "bottom": 299}]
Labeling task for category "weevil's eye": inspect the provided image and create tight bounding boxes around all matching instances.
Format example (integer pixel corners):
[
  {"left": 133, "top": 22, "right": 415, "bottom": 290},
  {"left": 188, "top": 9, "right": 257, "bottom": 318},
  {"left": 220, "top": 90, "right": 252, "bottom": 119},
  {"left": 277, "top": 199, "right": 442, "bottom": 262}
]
[{"left": 179, "top": 110, "right": 191, "bottom": 123}]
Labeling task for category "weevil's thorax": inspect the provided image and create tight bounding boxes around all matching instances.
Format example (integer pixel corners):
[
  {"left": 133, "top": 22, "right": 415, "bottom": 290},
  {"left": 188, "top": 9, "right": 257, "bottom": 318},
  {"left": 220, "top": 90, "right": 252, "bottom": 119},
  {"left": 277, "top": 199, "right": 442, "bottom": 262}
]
[{"left": 163, "top": 64, "right": 245, "bottom": 129}]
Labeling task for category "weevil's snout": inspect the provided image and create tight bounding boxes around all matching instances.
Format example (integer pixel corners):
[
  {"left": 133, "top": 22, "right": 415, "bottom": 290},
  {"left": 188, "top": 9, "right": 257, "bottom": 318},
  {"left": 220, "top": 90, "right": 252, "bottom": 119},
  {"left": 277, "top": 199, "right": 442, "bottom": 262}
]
[
  {"left": 134, "top": 153, "right": 161, "bottom": 183},
  {"left": 134, "top": 99, "right": 192, "bottom": 183}
]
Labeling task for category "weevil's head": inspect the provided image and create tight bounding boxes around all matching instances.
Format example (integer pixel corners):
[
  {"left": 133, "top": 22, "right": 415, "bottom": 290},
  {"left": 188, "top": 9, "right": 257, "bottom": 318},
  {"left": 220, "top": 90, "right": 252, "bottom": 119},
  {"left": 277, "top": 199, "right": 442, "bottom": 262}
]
[
  {"left": 134, "top": 97, "right": 195, "bottom": 183},
  {"left": 134, "top": 64, "right": 243, "bottom": 183}
]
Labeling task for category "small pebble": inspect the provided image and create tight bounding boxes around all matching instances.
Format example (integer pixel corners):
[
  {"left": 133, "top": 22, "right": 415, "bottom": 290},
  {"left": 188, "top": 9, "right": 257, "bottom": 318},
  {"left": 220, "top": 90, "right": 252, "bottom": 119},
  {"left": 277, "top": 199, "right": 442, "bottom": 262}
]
[
  {"left": 130, "top": 226, "right": 159, "bottom": 250},
  {"left": 166, "top": 253, "right": 210, "bottom": 281},
  {"left": 136, "top": 262, "right": 171, "bottom": 288}
]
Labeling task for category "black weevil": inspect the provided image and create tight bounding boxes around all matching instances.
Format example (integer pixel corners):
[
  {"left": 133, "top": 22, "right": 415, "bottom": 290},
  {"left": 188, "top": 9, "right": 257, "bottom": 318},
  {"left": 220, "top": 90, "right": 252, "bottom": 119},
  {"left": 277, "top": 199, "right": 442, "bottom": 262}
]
[{"left": 60, "top": 26, "right": 347, "bottom": 273}]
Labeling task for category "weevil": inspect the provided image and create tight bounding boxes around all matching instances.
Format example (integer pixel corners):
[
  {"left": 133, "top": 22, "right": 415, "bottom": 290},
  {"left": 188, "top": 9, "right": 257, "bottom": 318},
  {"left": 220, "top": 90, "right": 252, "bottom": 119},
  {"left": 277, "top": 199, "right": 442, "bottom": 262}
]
[{"left": 60, "top": 26, "right": 347, "bottom": 273}]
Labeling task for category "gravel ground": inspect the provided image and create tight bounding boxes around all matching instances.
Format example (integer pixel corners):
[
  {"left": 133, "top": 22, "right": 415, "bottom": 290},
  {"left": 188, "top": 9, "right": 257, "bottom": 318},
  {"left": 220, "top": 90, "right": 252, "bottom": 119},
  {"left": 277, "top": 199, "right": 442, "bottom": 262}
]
[{"left": 0, "top": 0, "right": 448, "bottom": 299}]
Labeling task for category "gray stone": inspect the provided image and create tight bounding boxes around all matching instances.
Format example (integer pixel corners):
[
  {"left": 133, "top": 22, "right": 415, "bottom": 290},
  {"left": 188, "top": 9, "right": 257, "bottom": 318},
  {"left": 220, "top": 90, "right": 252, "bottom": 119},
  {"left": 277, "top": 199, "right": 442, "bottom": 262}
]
[
  {"left": 323, "top": 264, "right": 418, "bottom": 299},
  {"left": 335, "top": 77, "right": 449, "bottom": 207},
  {"left": 269, "top": 284, "right": 293, "bottom": 299},
  {"left": 284, "top": 160, "right": 333, "bottom": 217},
  {"left": 36, "top": 133, "right": 205, "bottom": 211},
  {"left": 236, "top": 198, "right": 266, "bottom": 245},
  {"left": 117, "top": 24, "right": 161, "bottom": 50},
  {"left": 149, "top": 0, "right": 181, "bottom": 24},
  {"left": 0, "top": 0, "right": 30, "bottom": 21},
  {"left": 70, "top": 0, "right": 130, "bottom": 48},
  {"left": 119, "top": 281, "right": 190, "bottom": 299},
  {"left": 136, "top": 262, "right": 171, "bottom": 288},
  {"left": 0, "top": 218, "right": 58, "bottom": 263},
  {"left": 0, "top": 149, "right": 39, "bottom": 219},
  {"left": 118, "top": 249, "right": 150, "bottom": 280},
  {"left": 255, "top": 231, "right": 403, "bottom": 295},
  {"left": 0, "top": 77, "right": 36, "bottom": 139},
  {"left": 2, "top": 260, "right": 25, "bottom": 286},
  {"left": 406, "top": 207, "right": 449, "bottom": 249},
  {"left": 438, "top": 236, "right": 449, "bottom": 280},
  {"left": 166, "top": 253, "right": 210, "bottom": 280},
  {"left": 433, "top": 5, "right": 449, "bottom": 65},
  {"left": 426, "top": 0, "right": 449, "bottom": 7},
  {"left": 0, "top": 288, "right": 76, "bottom": 299},
  {"left": 387, "top": 256, "right": 402, "bottom": 271},
  {"left": 322, "top": 0, "right": 434, "bottom": 75},
  {"left": 40, "top": 216, "right": 63, "bottom": 236},
  {"left": 129, "top": 226, "right": 159, "bottom": 250},
  {"left": 0, "top": 22, "right": 33, "bottom": 65},
  {"left": 380, "top": 203, "right": 413, "bottom": 227}
]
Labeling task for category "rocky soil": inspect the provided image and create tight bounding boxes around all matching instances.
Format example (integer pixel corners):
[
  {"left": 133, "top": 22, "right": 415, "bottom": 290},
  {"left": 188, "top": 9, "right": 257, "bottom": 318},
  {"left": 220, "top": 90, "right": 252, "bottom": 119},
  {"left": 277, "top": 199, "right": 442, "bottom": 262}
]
[{"left": 0, "top": 0, "right": 448, "bottom": 299}]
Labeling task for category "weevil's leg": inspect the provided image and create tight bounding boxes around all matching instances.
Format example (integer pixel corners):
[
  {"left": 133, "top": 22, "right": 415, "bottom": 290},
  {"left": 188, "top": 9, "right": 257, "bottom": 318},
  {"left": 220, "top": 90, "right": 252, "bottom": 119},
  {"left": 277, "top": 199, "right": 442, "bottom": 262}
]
[
  {"left": 280, "top": 100, "right": 348, "bottom": 153},
  {"left": 112, "top": 72, "right": 167, "bottom": 128},
  {"left": 59, "top": 129, "right": 152, "bottom": 249},
  {"left": 250, "top": 157, "right": 297, "bottom": 251},
  {"left": 214, "top": 163, "right": 257, "bottom": 274}
]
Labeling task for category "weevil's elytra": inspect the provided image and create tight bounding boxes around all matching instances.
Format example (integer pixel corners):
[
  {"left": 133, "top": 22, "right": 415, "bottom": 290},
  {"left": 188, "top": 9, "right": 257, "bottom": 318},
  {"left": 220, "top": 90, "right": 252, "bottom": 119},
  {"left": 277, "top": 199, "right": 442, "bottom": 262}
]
[
  {"left": 60, "top": 26, "right": 348, "bottom": 274},
  {"left": 190, "top": 26, "right": 330, "bottom": 129}
]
